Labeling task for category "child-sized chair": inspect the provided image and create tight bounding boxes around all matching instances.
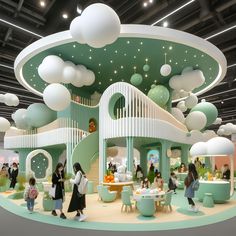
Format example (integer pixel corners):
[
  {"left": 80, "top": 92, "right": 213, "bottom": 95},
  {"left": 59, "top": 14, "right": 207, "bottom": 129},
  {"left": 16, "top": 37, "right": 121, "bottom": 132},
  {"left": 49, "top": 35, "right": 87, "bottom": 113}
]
[
  {"left": 160, "top": 190, "right": 173, "bottom": 212},
  {"left": 122, "top": 186, "right": 133, "bottom": 196},
  {"left": 101, "top": 186, "right": 117, "bottom": 202},
  {"left": 121, "top": 190, "right": 132, "bottom": 212}
]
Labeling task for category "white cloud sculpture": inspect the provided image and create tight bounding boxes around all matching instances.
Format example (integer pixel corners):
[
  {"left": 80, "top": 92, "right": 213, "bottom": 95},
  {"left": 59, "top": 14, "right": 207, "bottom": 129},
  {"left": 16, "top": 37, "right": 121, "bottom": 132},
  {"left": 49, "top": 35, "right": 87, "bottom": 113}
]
[
  {"left": 190, "top": 137, "right": 234, "bottom": 157},
  {"left": 213, "top": 117, "right": 222, "bottom": 125},
  {"left": 70, "top": 3, "right": 121, "bottom": 48},
  {"left": 169, "top": 68, "right": 205, "bottom": 92},
  {"left": 0, "top": 93, "right": 19, "bottom": 107},
  {"left": 38, "top": 55, "right": 95, "bottom": 87},
  {"left": 217, "top": 123, "right": 236, "bottom": 136},
  {"left": 0, "top": 117, "right": 11, "bottom": 132}
]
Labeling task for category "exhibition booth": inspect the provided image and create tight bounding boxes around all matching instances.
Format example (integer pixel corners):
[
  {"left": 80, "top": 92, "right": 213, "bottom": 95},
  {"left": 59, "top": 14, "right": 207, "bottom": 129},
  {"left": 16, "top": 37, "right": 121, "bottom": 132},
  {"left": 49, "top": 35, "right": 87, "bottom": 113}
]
[{"left": 0, "top": 3, "right": 236, "bottom": 232}]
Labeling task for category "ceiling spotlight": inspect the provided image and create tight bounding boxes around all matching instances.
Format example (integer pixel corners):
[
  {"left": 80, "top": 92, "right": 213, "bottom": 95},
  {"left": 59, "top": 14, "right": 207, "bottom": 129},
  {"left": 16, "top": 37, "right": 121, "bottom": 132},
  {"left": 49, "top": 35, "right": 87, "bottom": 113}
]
[
  {"left": 40, "top": 1, "right": 46, "bottom": 7},
  {"left": 163, "top": 21, "right": 169, "bottom": 27},
  {"left": 62, "top": 13, "right": 68, "bottom": 19},
  {"left": 221, "top": 100, "right": 224, "bottom": 104},
  {"left": 149, "top": 0, "right": 154, "bottom": 3},
  {"left": 143, "top": 2, "right": 148, "bottom": 7}
]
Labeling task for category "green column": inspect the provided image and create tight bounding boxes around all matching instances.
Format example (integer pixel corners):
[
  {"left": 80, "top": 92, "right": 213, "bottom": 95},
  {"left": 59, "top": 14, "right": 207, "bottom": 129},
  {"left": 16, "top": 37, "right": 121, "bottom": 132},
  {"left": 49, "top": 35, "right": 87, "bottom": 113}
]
[
  {"left": 103, "top": 139, "right": 107, "bottom": 176},
  {"left": 181, "top": 144, "right": 190, "bottom": 166},
  {"left": 126, "top": 137, "right": 134, "bottom": 172},
  {"left": 17, "top": 149, "right": 32, "bottom": 174},
  {"left": 139, "top": 147, "right": 148, "bottom": 177},
  {"left": 160, "top": 140, "right": 171, "bottom": 182}
]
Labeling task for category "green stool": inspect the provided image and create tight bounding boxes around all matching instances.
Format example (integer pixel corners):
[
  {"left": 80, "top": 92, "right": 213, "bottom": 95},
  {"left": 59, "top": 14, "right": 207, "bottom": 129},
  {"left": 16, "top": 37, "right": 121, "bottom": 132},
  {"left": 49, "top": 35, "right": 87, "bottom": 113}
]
[
  {"left": 203, "top": 193, "right": 214, "bottom": 208},
  {"left": 87, "top": 181, "right": 94, "bottom": 194}
]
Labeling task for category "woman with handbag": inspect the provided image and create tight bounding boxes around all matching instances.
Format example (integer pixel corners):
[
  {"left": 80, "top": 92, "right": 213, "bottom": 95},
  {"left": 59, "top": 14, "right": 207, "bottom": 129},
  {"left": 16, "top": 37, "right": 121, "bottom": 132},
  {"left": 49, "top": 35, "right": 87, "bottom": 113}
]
[
  {"left": 68, "top": 162, "right": 86, "bottom": 222},
  {"left": 51, "top": 163, "right": 66, "bottom": 219},
  {"left": 184, "top": 163, "right": 199, "bottom": 212}
]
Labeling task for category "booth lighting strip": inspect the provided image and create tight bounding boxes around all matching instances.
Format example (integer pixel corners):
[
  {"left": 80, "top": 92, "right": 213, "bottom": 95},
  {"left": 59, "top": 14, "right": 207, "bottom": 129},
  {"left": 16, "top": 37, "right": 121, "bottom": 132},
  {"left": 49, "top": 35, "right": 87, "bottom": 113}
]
[
  {"left": 0, "top": 19, "right": 43, "bottom": 38},
  {"left": 205, "top": 24, "right": 236, "bottom": 40},
  {"left": 151, "top": 0, "right": 196, "bottom": 26}
]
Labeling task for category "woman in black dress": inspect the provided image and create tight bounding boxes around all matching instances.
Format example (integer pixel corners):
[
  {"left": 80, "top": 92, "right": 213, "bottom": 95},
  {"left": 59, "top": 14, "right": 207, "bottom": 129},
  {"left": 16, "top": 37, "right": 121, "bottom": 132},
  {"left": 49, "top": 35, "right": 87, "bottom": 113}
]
[
  {"left": 51, "top": 163, "right": 66, "bottom": 219},
  {"left": 8, "top": 162, "right": 18, "bottom": 189},
  {"left": 68, "top": 162, "right": 86, "bottom": 221}
]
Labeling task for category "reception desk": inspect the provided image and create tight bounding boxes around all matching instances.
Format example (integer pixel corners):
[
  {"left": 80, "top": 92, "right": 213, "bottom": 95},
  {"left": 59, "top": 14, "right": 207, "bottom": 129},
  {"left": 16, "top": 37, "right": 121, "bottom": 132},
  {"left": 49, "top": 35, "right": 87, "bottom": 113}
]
[{"left": 196, "top": 180, "right": 230, "bottom": 203}]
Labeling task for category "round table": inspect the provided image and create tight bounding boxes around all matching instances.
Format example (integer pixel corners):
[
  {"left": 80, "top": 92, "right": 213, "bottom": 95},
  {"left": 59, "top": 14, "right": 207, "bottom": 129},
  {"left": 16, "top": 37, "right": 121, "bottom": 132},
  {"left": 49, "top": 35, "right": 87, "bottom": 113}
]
[
  {"left": 102, "top": 181, "right": 134, "bottom": 196},
  {"left": 196, "top": 180, "right": 230, "bottom": 203},
  {"left": 133, "top": 191, "right": 166, "bottom": 201}
]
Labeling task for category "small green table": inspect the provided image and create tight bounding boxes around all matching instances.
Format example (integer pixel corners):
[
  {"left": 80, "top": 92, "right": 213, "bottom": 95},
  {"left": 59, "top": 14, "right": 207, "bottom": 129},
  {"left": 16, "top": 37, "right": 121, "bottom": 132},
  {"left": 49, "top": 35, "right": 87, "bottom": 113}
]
[{"left": 196, "top": 180, "right": 230, "bottom": 203}]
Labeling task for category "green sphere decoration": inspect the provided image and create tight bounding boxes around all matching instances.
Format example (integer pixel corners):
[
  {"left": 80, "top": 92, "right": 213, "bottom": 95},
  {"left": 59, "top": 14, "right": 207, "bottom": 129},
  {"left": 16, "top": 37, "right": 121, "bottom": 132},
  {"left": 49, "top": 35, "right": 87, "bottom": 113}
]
[
  {"left": 143, "top": 64, "right": 150, "bottom": 72},
  {"left": 27, "top": 103, "right": 57, "bottom": 128},
  {"left": 191, "top": 102, "right": 218, "bottom": 127},
  {"left": 130, "top": 73, "right": 143, "bottom": 86},
  {"left": 147, "top": 85, "right": 170, "bottom": 107}
]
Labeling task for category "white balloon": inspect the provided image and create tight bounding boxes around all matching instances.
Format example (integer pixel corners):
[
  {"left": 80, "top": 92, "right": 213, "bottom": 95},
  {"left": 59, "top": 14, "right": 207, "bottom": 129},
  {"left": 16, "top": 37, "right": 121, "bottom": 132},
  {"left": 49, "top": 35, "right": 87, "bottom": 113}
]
[
  {"left": 182, "top": 67, "right": 193, "bottom": 74},
  {"left": 177, "top": 101, "right": 187, "bottom": 112},
  {"left": 0, "top": 117, "right": 10, "bottom": 132},
  {"left": 83, "top": 70, "right": 95, "bottom": 86},
  {"left": 172, "top": 90, "right": 180, "bottom": 100},
  {"left": 38, "top": 55, "right": 64, "bottom": 83},
  {"left": 62, "top": 63, "right": 76, "bottom": 84},
  {"left": 169, "top": 70, "right": 205, "bottom": 92},
  {"left": 72, "top": 65, "right": 87, "bottom": 87},
  {"left": 171, "top": 108, "right": 185, "bottom": 123},
  {"left": 80, "top": 3, "right": 121, "bottom": 48},
  {"left": 43, "top": 83, "right": 71, "bottom": 111},
  {"left": 185, "top": 93, "right": 198, "bottom": 109},
  {"left": 69, "top": 16, "right": 86, "bottom": 44},
  {"left": 160, "top": 64, "right": 172, "bottom": 76},
  {"left": 4, "top": 93, "right": 19, "bottom": 106},
  {"left": 213, "top": 117, "right": 222, "bottom": 125},
  {"left": 185, "top": 111, "right": 207, "bottom": 131},
  {"left": 13, "top": 108, "right": 30, "bottom": 130},
  {"left": 217, "top": 128, "right": 225, "bottom": 136}
]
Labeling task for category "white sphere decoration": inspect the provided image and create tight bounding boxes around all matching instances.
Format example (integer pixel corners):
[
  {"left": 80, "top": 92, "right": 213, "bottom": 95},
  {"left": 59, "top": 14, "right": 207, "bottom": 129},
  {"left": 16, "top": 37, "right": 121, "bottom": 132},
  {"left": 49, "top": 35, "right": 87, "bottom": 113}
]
[
  {"left": 43, "top": 83, "right": 71, "bottom": 111},
  {"left": 69, "top": 16, "right": 86, "bottom": 44},
  {"left": 177, "top": 101, "right": 187, "bottom": 112},
  {"left": 38, "top": 55, "right": 64, "bottom": 83},
  {"left": 83, "top": 70, "right": 95, "bottom": 86},
  {"left": 62, "top": 63, "right": 76, "bottom": 84},
  {"left": 190, "top": 142, "right": 207, "bottom": 157},
  {"left": 0, "top": 117, "right": 10, "bottom": 132},
  {"left": 160, "top": 64, "right": 172, "bottom": 76},
  {"left": 217, "top": 129, "right": 225, "bottom": 136},
  {"left": 171, "top": 108, "right": 185, "bottom": 123},
  {"left": 79, "top": 3, "right": 121, "bottom": 48},
  {"left": 179, "top": 90, "right": 189, "bottom": 98},
  {"left": 72, "top": 65, "right": 87, "bottom": 87},
  {"left": 207, "top": 137, "right": 234, "bottom": 156},
  {"left": 185, "top": 93, "right": 198, "bottom": 109},
  {"left": 185, "top": 111, "right": 207, "bottom": 131},
  {"left": 213, "top": 117, "right": 222, "bottom": 125},
  {"left": 4, "top": 93, "right": 19, "bottom": 106}
]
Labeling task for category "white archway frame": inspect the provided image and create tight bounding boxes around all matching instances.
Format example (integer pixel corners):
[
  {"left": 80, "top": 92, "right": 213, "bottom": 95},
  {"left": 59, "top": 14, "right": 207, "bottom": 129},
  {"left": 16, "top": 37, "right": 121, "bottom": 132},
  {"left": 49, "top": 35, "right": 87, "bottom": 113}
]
[{"left": 26, "top": 149, "right": 52, "bottom": 182}]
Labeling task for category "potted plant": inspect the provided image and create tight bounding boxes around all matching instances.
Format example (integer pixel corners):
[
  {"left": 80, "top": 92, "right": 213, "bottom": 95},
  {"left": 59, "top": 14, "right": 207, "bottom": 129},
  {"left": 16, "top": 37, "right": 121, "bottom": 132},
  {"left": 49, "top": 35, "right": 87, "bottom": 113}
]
[
  {"left": 42, "top": 191, "right": 54, "bottom": 211},
  {"left": 0, "top": 177, "right": 8, "bottom": 192}
]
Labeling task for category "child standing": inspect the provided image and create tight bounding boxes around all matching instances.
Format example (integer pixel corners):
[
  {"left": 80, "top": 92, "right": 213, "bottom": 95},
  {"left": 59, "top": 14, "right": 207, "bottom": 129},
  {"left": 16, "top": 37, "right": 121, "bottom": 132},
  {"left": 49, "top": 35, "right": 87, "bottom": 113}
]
[
  {"left": 168, "top": 172, "right": 178, "bottom": 194},
  {"left": 24, "top": 177, "right": 38, "bottom": 213}
]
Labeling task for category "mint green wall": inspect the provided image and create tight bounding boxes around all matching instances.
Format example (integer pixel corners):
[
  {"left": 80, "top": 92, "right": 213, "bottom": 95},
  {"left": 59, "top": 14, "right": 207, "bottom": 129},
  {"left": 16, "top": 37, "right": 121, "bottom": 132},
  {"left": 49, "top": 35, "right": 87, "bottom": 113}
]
[
  {"left": 57, "top": 102, "right": 99, "bottom": 132},
  {"left": 16, "top": 146, "right": 65, "bottom": 174},
  {"left": 72, "top": 131, "right": 99, "bottom": 173}
]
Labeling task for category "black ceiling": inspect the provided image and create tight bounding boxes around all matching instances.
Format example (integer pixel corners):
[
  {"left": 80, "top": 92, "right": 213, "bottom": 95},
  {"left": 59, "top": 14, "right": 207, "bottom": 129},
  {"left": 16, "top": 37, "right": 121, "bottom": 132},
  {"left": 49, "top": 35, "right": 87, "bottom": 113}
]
[{"left": 0, "top": 0, "right": 236, "bottom": 131}]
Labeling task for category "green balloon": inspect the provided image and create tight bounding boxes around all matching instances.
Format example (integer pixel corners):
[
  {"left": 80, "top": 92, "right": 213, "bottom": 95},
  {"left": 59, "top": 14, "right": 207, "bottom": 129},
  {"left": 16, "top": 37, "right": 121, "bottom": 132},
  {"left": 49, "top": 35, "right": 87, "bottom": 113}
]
[
  {"left": 27, "top": 103, "right": 57, "bottom": 128},
  {"left": 13, "top": 109, "right": 31, "bottom": 130},
  {"left": 191, "top": 102, "right": 218, "bottom": 127},
  {"left": 143, "top": 64, "right": 150, "bottom": 72},
  {"left": 147, "top": 85, "right": 170, "bottom": 107},
  {"left": 130, "top": 73, "right": 143, "bottom": 86}
]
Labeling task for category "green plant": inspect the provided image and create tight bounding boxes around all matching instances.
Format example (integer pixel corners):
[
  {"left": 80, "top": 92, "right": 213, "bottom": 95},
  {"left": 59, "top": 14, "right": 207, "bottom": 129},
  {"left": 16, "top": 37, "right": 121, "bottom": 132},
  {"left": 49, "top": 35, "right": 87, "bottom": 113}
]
[
  {"left": 198, "top": 167, "right": 212, "bottom": 179},
  {"left": 16, "top": 174, "right": 26, "bottom": 192},
  {"left": 43, "top": 191, "right": 52, "bottom": 199},
  {"left": 0, "top": 177, "right": 7, "bottom": 187},
  {"left": 234, "top": 171, "right": 236, "bottom": 178}
]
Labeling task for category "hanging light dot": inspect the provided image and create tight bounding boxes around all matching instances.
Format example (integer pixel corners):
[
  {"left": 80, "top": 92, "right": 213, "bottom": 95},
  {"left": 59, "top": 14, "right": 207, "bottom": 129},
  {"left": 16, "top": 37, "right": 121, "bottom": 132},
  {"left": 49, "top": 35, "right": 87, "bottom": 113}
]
[
  {"left": 110, "top": 78, "right": 113, "bottom": 81},
  {"left": 89, "top": 56, "right": 92, "bottom": 60},
  {"left": 104, "top": 48, "right": 107, "bottom": 51},
  {"left": 120, "top": 65, "right": 124, "bottom": 69},
  {"left": 73, "top": 44, "right": 76, "bottom": 48},
  {"left": 194, "top": 55, "right": 197, "bottom": 58},
  {"left": 114, "top": 70, "right": 117, "bottom": 74},
  {"left": 98, "top": 81, "right": 102, "bottom": 85},
  {"left": 140, "top": 42, "right": 143, "bottom": 45},
  {"left": 162, "top": 46, "right": 165, "bottom": 49},
  {"left": 127, "top": 40, "right": 130, "bottom": 44},
  {"left": 99, "top": 63, "right": 102, "bottom": 66},
  {"left": 134, "top": 56, "right": 136, "bottom": 59},
  {"left": 169, "top": 46, "right": 173, "bottom": 50},
  {"left": 137, "top": 49, "right": 141, "bottom": 52},
  {"left": 110, "top": 60, "right": 113, "bottom": 63}
]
